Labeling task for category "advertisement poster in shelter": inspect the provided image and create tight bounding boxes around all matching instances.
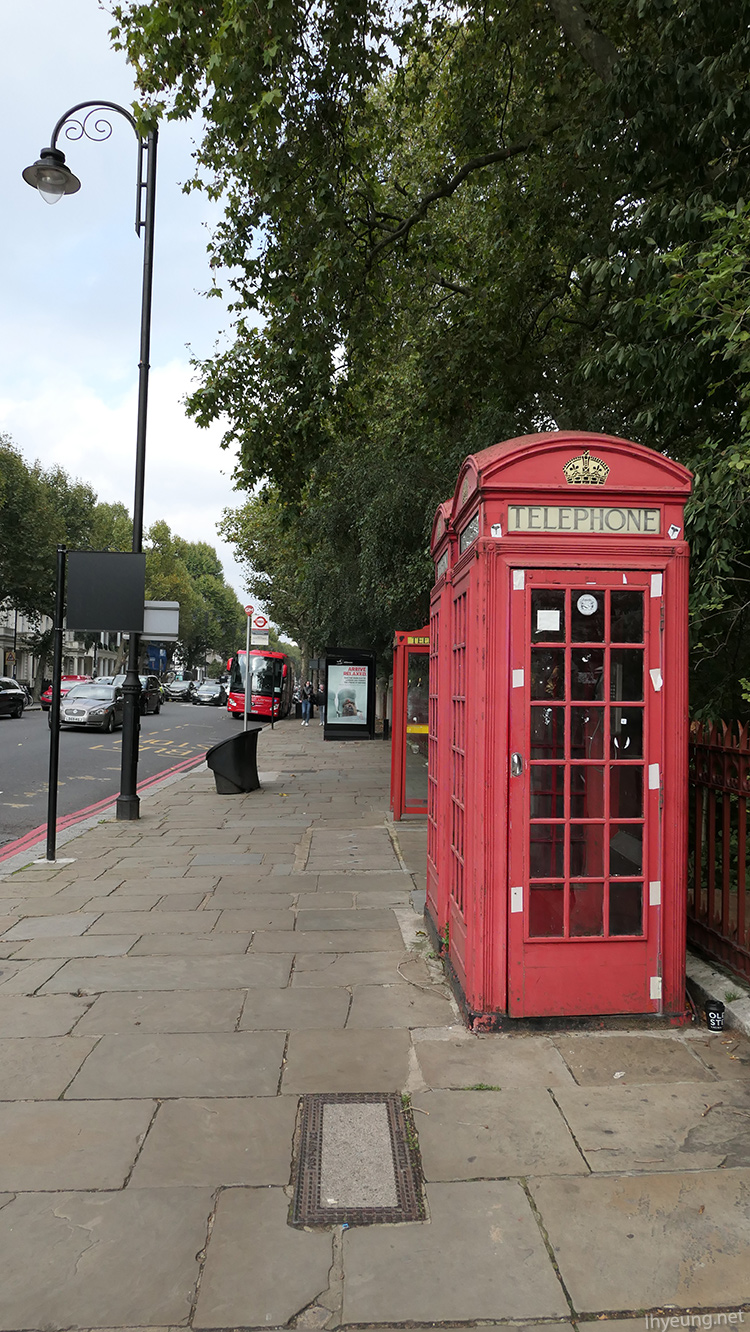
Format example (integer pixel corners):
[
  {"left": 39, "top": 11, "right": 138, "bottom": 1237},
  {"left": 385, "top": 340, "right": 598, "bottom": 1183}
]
[{"left": 327, "top": 662, "right": 368, "bottom": 724}]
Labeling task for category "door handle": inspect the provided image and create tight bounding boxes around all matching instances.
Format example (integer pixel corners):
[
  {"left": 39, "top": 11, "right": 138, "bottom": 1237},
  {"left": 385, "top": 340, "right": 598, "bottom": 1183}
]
[{"left": 511, "top": 753, "right": 523, "bottom": 777}]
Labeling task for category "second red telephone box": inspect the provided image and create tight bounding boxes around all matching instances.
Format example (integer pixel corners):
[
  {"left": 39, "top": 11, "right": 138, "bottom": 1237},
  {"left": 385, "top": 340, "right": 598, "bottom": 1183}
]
[
  {"left": 390, "top": 627, "right": 430, "bottom": 821},
  {"left": 427, "top": 431, "right": 692, "bottom": 1026}
]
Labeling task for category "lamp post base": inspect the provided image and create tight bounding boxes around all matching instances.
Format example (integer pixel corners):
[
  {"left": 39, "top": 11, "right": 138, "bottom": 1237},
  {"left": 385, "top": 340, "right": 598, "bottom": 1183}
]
[
  {"left": 116, "top": 794, "right": 140, "bottom": 821},
  {"left": 118, "top": 639, "right": 143, "bottom": 821}
]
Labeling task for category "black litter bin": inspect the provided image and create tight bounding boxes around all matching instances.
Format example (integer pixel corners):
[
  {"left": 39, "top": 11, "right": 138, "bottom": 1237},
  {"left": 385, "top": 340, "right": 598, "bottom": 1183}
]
[{"left": 206, "top": 723, "right": 264, "bottom": 794}]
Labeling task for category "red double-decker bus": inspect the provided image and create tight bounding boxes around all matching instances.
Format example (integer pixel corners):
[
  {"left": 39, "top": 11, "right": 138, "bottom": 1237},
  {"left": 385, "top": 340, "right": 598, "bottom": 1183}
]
[{"left": 227, "top": 648, "right": 295, "bottom": 721}]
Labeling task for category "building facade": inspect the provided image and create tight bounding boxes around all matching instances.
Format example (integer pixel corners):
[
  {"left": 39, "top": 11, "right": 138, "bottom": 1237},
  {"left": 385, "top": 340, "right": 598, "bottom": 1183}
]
[{"left": 0, "top": 603, "right": 121, "bottom": 685}]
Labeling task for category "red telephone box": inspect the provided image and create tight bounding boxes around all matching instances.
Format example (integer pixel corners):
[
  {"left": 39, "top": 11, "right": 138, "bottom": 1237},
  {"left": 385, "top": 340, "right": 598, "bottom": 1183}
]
[
  {"left": 427, "top": 431, "right": 692, "bottom": 1025},
  {"left": 390, "top": 627, "right": 430, "bottom": 820}
]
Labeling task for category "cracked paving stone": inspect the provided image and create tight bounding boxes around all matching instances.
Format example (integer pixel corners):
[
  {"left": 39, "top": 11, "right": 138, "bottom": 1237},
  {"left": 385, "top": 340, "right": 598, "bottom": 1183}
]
[
  {"left": 193, "top": 1187, "right": 332, "bottom": 1329},
  {"left": 0, "top": 1188, "right": 213, "bottom": 1331},
  {"left": 532, "top": 1169, "right": 750, "bottom": 1311},
  {"left": 342, "top": 1180, "right": 568, "bottom": 1323}
]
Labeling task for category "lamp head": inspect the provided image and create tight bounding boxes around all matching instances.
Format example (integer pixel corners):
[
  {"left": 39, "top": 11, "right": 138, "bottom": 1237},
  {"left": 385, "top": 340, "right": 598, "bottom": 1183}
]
[{"left": 22, "top": 146, "right": 81, "bottom": 204}]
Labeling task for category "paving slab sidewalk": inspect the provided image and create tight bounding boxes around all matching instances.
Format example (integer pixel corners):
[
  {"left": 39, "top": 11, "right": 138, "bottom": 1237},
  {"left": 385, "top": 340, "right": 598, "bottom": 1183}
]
[{"left": 0, "top": 718, "right": 749, "bottom": 1331}]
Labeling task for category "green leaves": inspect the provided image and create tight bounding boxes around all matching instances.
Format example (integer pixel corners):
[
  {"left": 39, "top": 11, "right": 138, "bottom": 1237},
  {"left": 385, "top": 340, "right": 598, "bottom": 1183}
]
[
  {"left": 111, "top": 0, "right": 750, "bottom": 709},
  {"left": 144, "top": 522, "right": 246, "bottom": 667}
]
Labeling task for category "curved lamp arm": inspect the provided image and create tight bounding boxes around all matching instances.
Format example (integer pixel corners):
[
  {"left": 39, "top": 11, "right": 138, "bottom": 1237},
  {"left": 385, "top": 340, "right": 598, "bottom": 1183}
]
[
  {"left": 50, "top": 99, "right": 139, "bottom": 149},
  {"left": 23, "top": 100, "right": 151, "bottom": 235}
]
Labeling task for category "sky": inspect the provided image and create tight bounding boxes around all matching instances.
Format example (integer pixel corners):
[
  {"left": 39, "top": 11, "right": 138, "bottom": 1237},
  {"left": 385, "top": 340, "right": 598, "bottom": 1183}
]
[{"left": 0, "top": 0, "right": 251, "bottom": 602}]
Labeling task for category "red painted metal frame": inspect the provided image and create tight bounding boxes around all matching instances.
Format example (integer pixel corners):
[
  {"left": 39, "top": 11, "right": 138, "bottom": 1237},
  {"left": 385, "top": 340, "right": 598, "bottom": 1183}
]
[
  {"left": 688, "top": 721, "right": 750, "bottom": 982},
  {"left": 428, "top": 430, "right": 691, "bottom": 1023},
  {"left": 390, "top": 627, "right": 430, "bottom": 821},
  {"left": 426, "top": 502, "right": 456, "bottom": 937},
  {"left": 507, "top": 569, "right": 661, "bottom": 1017}
]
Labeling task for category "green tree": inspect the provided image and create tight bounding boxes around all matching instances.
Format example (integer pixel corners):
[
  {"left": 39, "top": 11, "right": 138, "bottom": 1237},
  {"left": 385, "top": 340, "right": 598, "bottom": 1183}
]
[
  {"left": 91, "top": 501, "right": 133, "bottom": 552},
  {"left": 0, "top": 436, "right": 56, "bottom": 619},
  {"left": 144, "top": 521, "right": 245, "bottom": 669},
  {"left": 113, "top": 0, "right": 750, "bottom": 712}
]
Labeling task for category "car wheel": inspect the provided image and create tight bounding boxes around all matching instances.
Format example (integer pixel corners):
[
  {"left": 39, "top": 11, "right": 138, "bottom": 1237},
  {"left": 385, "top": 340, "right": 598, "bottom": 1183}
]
[
  {"left": 102, "top": 713, "right": 114, "bottom": 733},
  {"left": 154, "top": 701, "right": 160, "bottom": 714},
  {"left": 12, "top": 704, "right": 22, "bottom": 719}
]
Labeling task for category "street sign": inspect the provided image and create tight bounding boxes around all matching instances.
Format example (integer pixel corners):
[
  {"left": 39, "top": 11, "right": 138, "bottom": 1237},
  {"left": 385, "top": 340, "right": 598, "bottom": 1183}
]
[
  {"left": 67, "top": 551, "right": 146, "bottom": 632},
  {"left": 142, "top": 601, "right": 180, "bottom": 642},
  {"left": 252, "top": 613, "right": 269, "bottom": 631},
  {"left": 244, "top": 604, "right": 254, "bottom": 617}
]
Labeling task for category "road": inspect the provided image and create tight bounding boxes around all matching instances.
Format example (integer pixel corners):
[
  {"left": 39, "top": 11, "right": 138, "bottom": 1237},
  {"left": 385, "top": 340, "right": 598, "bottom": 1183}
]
[{"left": 0, "top": 702, "right": 245, "bottom": 850}]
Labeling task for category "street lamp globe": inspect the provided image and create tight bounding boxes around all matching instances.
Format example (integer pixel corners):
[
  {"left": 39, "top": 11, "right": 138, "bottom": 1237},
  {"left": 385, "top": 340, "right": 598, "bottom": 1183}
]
[{"left": 22, "top": 147, "right": 81, "bottom": 204}]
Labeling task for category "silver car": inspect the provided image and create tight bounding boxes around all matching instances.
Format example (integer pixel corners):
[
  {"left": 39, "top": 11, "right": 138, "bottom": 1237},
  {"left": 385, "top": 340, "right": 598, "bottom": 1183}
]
[{"left": 56, "top": 683, "right": 124, "bottom": 733}]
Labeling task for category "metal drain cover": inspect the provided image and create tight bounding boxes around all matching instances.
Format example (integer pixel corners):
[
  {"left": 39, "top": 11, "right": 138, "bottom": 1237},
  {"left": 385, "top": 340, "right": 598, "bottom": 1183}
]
[{"left": 291, "top": 1092, "right": 425, "bottom": 1226}]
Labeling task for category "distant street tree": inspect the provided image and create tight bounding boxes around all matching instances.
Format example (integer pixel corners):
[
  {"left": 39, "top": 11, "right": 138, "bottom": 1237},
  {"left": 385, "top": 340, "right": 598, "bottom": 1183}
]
[
  {"left": 144, "top": 521, "right": 245, "bottom": 669},
  {"left": 91, "top": 501, "right": 133, "bottom": 553},
  {"left": 0, "top": 435, "right": 56, "bottom": 620},
  {"left": 1, "top": 438, "right": 244, "bottom": 689}
]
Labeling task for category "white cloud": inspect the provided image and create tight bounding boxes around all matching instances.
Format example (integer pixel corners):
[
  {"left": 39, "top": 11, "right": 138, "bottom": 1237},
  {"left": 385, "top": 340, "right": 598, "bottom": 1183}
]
[
  {"left": 0, "top": 362, "right": 248, "bottom": 598},
  {"left": 0, "top": 0, "right": 252, "bottom": 600}
]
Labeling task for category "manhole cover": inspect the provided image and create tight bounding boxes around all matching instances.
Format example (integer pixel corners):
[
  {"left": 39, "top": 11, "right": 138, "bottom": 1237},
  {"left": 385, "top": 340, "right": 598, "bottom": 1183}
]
[{"left": 291, "top": 1092, "right": 425, "bottom": 1227}]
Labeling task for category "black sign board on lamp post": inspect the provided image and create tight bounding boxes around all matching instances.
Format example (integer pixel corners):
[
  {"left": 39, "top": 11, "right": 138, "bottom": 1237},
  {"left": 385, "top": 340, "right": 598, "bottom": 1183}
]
[{"left": 23, "top": 102, "right": 158, "bottom": 821}]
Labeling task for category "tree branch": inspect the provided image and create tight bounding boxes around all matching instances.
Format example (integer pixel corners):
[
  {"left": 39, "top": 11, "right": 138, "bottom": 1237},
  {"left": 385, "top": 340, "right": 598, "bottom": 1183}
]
[
  {"left": 364, "top": 132, "right": 559, "bottom": 269},
  {"left": 546, "top": 0, "right": 619, "bottom": 83}
]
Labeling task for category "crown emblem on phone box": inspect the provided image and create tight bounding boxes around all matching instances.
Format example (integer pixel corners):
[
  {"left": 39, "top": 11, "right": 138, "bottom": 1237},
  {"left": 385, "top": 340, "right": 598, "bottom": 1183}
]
[{"left": 562, "top": 450, "right": 610, "bottom": 485}]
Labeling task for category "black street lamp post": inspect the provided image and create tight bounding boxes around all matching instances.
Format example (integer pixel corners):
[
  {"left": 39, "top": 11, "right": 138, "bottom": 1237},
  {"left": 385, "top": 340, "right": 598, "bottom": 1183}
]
[{"left": 23, "top": 102, "right": 158, "bottom": 821}]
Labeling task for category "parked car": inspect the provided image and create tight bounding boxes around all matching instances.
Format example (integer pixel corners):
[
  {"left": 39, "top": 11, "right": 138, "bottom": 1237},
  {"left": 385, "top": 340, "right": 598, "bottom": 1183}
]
[
  {"left": 111, "top": 673, "right": 162, "bottom": 715},
  {"left": 52, "top": 682, "right": 124, "bottom": 732},
  {"left": 40, "top": 675, "right": 92, "bottom": 711},
  {"left": 164, "top": 679, "right": 196, "bottom": 702},
  {"left": 0, "top": 677, "right": 28, "bottom": 719},
  {"left": 192, "top": 680, "right": 228, "bottom": 707}
]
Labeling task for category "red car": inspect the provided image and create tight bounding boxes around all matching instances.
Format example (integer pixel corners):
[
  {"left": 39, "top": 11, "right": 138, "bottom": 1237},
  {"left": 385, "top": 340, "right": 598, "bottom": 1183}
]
[{"left": 40, "top": 675, "right": 92, "bottom": 711}]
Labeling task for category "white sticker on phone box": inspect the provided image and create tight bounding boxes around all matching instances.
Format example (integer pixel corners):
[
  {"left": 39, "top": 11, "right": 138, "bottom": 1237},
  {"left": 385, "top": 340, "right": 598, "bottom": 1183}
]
[
  {"left": 649, "top": 668, "right": 663, "bottom": 692},
  {"left": 536, "top": 610, "right": 560, "bottom": 632},
  {"left": 511, "top": 885, "right": 523, "bottom": 913},
  {"left": 651, "top": 573, "right": 663, "bottom": 597},
  {"left": 512, "top": 670, "right": 525, "bottom": 688},
  {"left": 513, "top": 570, "right": 525, "bottom": 590}
]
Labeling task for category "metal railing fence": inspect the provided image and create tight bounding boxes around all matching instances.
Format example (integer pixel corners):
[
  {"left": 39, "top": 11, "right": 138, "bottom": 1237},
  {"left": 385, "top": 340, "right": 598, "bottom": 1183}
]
[{"left": 688, "top": 720, "right": 750, "bottom": 982}]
